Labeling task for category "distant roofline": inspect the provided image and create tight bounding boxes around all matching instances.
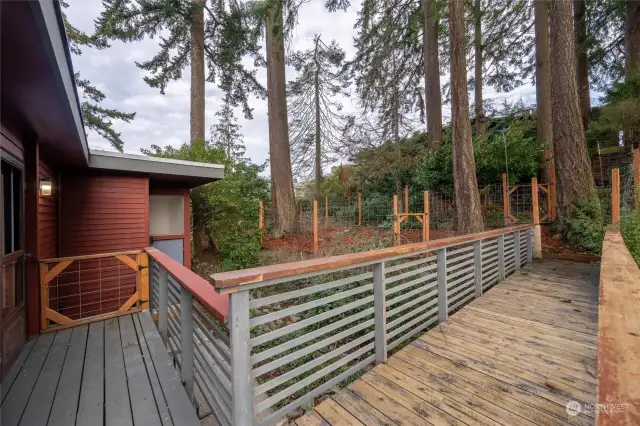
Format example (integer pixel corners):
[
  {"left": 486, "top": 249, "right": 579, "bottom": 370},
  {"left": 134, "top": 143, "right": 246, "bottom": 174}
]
[{"left": 88, "top": 149, "right": 225, "bottom": 183}]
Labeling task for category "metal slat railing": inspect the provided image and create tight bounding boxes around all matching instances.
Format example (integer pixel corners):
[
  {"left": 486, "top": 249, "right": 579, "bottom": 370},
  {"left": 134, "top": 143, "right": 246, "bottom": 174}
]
[
  {"left": 145, "top": 225, "right": 534, "bottom": 426},
  {"left": 204, "top": 224, "right": 534, "bottom": 425}
]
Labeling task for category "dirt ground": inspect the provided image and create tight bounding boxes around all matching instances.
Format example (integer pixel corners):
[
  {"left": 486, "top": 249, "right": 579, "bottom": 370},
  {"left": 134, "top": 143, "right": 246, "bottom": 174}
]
[{"left": 540, "top": 224, "right": 600, "bottom": 260}]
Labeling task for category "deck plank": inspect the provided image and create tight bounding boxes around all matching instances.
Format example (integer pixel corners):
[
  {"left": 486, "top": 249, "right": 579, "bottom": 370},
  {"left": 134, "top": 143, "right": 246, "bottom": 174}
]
[
  {"left": 104, "top": 317, "right": 133, "bottom": 426},
  {"left": 20, "top": 329, "right": 72, "bottom": 426},
  {"left": 137, "top": 311, "right": 201, "bottom": 426},
  {"left": 133, "top": 313, "right": 173, "bottom": 426},
  {"left": 300, "top": 259, "right": 599, "bottom": 426},
  {"left": 47, "top": 325, "right": 89, "bottom": 426},
  {"left": 1, "top": 338, "right": 36, "bottom": 403},
  {"left": 1, "top": 333, "right": 55, "bottom": 426},
  {"left": 77, "top": 321, "right": 105, "bottom": 426},
  {"left": 119, "top": 314, "right": 162, "bottom": 426}
]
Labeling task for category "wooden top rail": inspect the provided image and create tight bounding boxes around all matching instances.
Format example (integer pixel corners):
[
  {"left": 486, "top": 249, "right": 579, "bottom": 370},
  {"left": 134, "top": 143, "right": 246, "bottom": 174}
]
[
  {"left": 40, "top": 249, "right": 143, "bottom": 264},
  {"left": 145, "top": 247, "right": 229, "bottom": 323},
  {"left": 210, "top": 224, "right": 533, "bottom": 290},
  {"left": 597, "top": 231, "right": 640, "bottom": 425}
]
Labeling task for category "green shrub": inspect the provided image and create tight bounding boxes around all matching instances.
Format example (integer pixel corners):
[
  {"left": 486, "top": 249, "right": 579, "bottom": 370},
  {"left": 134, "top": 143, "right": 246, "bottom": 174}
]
[
  {"left": 556, "top": 194, "right": 605, "bottom": 255},
  {"left": 621, "top": 210, "right": 640, "bottom": 264}
]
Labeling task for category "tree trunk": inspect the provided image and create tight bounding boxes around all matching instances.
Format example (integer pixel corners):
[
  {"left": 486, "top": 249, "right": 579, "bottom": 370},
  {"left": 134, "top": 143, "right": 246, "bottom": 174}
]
[
  {"left": 190, "top": 0, "right": 205, "bottom": 142},
  {"left": 626, "top": 0, "right": 640, "bottom": 75},
  {"left": 266, "top": 3, "right": 297, "bottom": 237},
  {"left": 314, "top": 37, "right": 322, "bottom": 198},
  {"left": 535, "top": 0, "right": 554, "bottom": 186},
  {"left": 422, "top": 0, "right": 443, "bottom": 150},
  {"left": 449, "top": 0, "right": 484, "bottom": 234},
  {"left": 474, "top": 0, "right": 485, "bottom": 136},
  {"left": 550, "top": 0, "right": 598, "bottom": 214},
  {"left": 574, "top": 0, "right": 590, "bottom": 130}
]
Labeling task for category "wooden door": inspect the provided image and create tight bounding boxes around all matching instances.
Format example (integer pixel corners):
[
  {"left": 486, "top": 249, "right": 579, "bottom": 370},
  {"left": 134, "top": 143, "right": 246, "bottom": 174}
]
[{"left": 1, "top": 159, "right": 26, "bottom": 379}]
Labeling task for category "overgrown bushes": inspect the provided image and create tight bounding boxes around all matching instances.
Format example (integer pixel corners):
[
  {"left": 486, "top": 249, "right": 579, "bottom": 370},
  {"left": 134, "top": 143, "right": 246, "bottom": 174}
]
[
  {"left": 621, "top": 210, "right": 640, "bottom": 264},
  {"left": 555, "top": 193, "right": 605, "bottom": 255}
]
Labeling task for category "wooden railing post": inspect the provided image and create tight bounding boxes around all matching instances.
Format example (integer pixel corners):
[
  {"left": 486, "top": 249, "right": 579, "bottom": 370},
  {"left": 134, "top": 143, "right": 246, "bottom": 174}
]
[
  {"left": 437, "top": 248, "right": 448, "bottom": 322},
  {"left": 139, "top": 252, "right": 149, "bottom": 309},
  {"left": 229, "top": 291, "right": 252, "bottom": 425},
  {"left": 497, "top": 234, "right": 506, "bottom": 281},
  {"left": 373, "top": 261, "right": 387, "bottom": 364},
  {"left": 158, "top": 266, "right": 169, "bottom": 345},
  {"left": 612, "top": 168, "right": 620, "bottom": 225},
  {"left": 393, "top": 194, "right": 399, "bottom": 246},
  {"left": 474, "top": 240, "right": 483, "bottom": 298},
  {"left": 502, "top": 173, "right": 509, "bottom": 225},
  {"left": 313, "top": 200, "right": 318, "bottom": 254},
  {"left": 39, "top": 262, "right": 48, "bottom": 331},
  {"left": 514, "top": 231, "right": 521, "bottom": 271},
  {"left": 404, "top": 184, "right": 409, "bottom": 213},
  {"left": 358, "top": 192, "right": 362, "bottom": 226},
  {"left": 180, "top": 287, "right": 194, "bottom": 401},
  {"left": 423, "top": 191, "right": 430, "bottom": 242}
]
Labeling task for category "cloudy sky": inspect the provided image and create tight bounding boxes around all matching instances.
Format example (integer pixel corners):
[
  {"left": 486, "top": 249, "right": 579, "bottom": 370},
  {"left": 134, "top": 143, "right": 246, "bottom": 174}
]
[{"left": 67, "top": 0, "right": 543, "bottom": 171}]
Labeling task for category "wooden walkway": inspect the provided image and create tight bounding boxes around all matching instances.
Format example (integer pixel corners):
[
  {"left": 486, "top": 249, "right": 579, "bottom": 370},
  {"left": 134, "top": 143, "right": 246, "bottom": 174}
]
[
  {"left": 297, "top": 259, "right": 599, "bottom": 426},
  {"left": 0, "top": 311, "right": 200, "bottom": 426}
]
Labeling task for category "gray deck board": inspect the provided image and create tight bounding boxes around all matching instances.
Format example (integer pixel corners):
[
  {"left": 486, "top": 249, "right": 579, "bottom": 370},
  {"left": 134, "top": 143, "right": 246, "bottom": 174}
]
[
  {"left": 1, "top": 332, "right": 55, "bottom": 426},
  {"left": 19, "top": 329, "right": 73, "bottom": 426},
  {"left": 76, "top": 321, "right": 105, "bottom": 426},
  {"left": 1, "top": 338, "right": 35, "bottom": 403},
  {"left": 104, "top": 318, "right": 133, "bottom": 426},
  {"left": 1, "top": 312, "right": 202, "bottom": 426},
  {"left": 120, "top": 314, "right": 163, "bottom": 426},
  {"left": 138, "top": 311, "right": 201, "bottom": 426},
  {"left": 47, "top": 325, "right": 89, "bottom": 426},
  {"left": 133, "top": 314, "right": 174, "bottom": 426}
]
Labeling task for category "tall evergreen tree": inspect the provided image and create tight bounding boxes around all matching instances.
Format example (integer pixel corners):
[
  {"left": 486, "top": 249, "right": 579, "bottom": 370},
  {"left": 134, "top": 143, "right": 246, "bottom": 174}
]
[
  {"left": 62, "top": 1, "right": 135, "bottom": 152},
  {"left": 96, "top": 0, "right": 265, "bottom": 143},
  {"left": 575, "top": 0, "right": 590, "bottom": 129},
  {"left": 449, "top": 0, "right": 484, "bottom": 233},
  {"left": 534, "top": 0, "right": 555, "bottom": 190},
  {"left": 473, "top": 0, "right": 485, "bottom": 136},
  {"left": 287, "top": 35, "right": 351, "bottom": 194},
  {"left": 210, "top": 96, "right": 246, "bottom": 163},
  {"left": 549, "top": 0, "right": 600, "bottom": 219},
  {"left": 627, "top": 0, "right": 640, "bottom": 76},
  {"left": 421, "top": 0, "right": 443, "bottom": 150}
]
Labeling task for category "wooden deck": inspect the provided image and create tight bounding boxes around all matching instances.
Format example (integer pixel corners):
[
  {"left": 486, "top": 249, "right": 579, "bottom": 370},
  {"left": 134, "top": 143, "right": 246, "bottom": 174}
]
[
  {"left": 0, "top": 311, "right": 200, "bottom": 426},
  {"left": 297, "top": 259, "right": 600, "bottom": 426}
]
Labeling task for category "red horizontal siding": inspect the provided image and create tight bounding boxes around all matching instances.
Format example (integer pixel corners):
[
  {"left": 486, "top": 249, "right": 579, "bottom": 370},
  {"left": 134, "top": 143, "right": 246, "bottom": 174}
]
[
  {"left": 61, "top": 174, "right": 150, "bottom": 256},
  {"left": 38, "top": 157, "right": 58, "bottom": 259}
]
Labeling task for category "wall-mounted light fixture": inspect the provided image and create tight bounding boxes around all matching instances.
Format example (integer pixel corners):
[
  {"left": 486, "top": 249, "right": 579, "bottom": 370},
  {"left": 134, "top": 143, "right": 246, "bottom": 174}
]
[{"left": 40, "top": 179, "right": 52, "bottom": 196}]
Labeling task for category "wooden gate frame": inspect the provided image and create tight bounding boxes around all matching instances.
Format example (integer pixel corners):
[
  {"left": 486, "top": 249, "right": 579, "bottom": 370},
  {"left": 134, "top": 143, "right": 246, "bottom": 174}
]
[
  {"left": 39, "top": 250, "right": 149, "bottom": 332},
  {"left": 393, "top": 191, "right": 430, "bottom": 246}
]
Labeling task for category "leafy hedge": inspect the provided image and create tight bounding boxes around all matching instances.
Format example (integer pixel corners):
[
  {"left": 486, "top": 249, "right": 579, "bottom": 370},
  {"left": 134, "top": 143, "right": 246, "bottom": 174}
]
[{"left": 621, "top": 210, "right": 640, "bottom": 265}]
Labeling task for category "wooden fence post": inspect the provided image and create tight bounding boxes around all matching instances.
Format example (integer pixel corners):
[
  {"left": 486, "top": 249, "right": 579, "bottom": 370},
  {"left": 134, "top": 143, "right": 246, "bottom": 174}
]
[
  {"left": 612, "top": 168, "right": 620, "bottom": 225},
  {"left": 424, "top": 191, "right": 430, "bottom": 242},
  {"left": 358, "top": 192, "right": 362, "bottom": 226},
  {"left": 502, "top": 173, "right": 509, "bottom": 225},
  {"left": 393, "top": 194, "right": 399, "bottom": 246},
  {"left": 325, "top": 196, "right": 328, "bottom": 229},
  {"left": 258, "top": 200, "right": 264, "bottom": 245},
  {"left": 634, "top": 148, "right": 640, "bottom": 209},
  {"left": 532, "top": 177, "right": 540, "bottom": 225},
  {"left": 313, "top": 200, "right": 318, "bottom": 254},
  {"left": 404, "top": 184, "right": 409, "bottom": 213}
]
